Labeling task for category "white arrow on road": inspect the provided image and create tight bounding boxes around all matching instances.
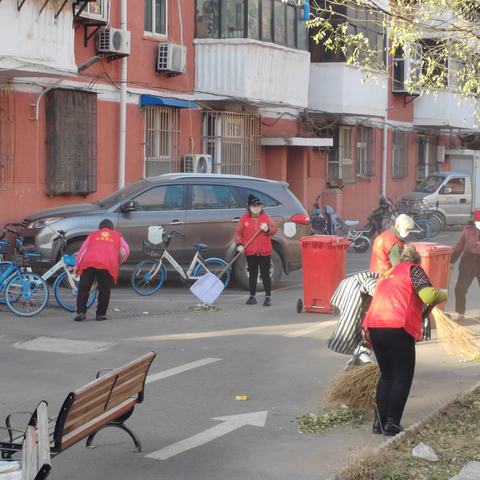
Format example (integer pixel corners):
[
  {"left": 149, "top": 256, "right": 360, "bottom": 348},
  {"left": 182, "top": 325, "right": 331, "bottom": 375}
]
[{"left": 145, "top": 411, "right": 268, "bottom": 461}]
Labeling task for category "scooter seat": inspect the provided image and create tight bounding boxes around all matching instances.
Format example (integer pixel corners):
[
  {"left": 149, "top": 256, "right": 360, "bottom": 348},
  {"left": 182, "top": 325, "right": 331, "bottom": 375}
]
[{"left": 345, "top": 220, "right": 359, "bottom": 227}]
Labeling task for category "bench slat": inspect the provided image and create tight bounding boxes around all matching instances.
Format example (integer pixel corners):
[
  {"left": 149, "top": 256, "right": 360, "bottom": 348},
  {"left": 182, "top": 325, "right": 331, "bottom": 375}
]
[
  {"left": 71, "top": 376, "right": 117, "bottom": 405},
  {"left": 106, "top": 375, "right": 147, "bottom": 410}
]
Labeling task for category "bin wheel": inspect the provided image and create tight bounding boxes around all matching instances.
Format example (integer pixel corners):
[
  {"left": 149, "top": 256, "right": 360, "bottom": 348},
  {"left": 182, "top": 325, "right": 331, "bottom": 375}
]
[{"left": 296, "top": 299, "right": 303, "bottom": 314}]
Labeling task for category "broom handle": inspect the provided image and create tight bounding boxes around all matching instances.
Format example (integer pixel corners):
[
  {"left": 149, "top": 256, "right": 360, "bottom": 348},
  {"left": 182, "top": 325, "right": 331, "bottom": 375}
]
[{"left": 219, "top": 229, "right": 263, "bottom": 276}]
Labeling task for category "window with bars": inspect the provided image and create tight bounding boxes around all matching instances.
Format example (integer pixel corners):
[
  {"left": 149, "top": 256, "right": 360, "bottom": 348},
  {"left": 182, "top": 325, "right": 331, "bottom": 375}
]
[
  {"left": 328, "top": 126, "right": 354, "bottom": 184},
  {"left": 0, "top": 86, "right": 14, "bottom": 190},
  {"left": 202, "top": 111, "right": 260, "bottom": 176},
  {"left": 144, "top": 107, "right": 180, "bottom": 177},
  {"left": 392, "top": 131, "right": 408, "bottom": 179},
  {"left": 356, "top": 126, "right": 375, "bottom": 178},
  {"left": 417, "top": 135, "right": 438, "bottom": 181}
]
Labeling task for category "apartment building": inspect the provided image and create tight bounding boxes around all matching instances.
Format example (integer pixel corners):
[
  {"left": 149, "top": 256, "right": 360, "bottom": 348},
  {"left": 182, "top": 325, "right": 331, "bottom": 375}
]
[{"left": 0, "top": 0, "right": 478, "bottom": 227}]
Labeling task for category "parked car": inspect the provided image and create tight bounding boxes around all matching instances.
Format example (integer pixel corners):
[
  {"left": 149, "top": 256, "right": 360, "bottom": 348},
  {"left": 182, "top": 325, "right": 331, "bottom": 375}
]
[{"left": 19, "top": 174, "right": 310, "bottom": 290}]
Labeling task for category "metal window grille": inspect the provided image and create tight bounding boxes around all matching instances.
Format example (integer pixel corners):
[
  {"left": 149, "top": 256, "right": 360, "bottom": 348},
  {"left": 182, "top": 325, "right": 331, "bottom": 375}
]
[
  {"left": 202, "top": 111, "right": 260, "bottom": 176},
  {"left": 392, "top": 131, "right": 408, "bottom": 179},
  {"left": 0, "top": 86, "right": 14, "bottom": 190},
  {"left": 144, "top": 106, "right": 180, "bottom": 177},
  {"left": 328, "top": 126, "right": 353, "bottom": 184},
  {"left": 416, "top": 135, "right": 437, "bottom": 181},
  {"left": 356, "top": 126, "right": 375, "bottom": 178}
]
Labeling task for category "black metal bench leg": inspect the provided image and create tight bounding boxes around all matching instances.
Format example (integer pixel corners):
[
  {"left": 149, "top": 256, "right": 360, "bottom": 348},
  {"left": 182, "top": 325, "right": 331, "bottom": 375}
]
[{"left": 85, "top": 423, "right": 142, "bottom": 452}]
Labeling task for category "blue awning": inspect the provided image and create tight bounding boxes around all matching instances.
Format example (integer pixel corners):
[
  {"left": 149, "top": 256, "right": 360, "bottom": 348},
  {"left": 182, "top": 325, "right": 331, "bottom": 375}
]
[{"left": 139, "top": 95, "right": 198, "bottom": 109}]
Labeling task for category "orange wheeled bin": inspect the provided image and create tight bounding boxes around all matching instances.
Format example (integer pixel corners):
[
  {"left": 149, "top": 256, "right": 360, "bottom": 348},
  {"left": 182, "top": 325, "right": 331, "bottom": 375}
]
[
  {"left": 410, "top": 242, "right": 454, "bottom": 311},
  {"left": 297, "top": 235, "right": 350, "bottom": 314}
]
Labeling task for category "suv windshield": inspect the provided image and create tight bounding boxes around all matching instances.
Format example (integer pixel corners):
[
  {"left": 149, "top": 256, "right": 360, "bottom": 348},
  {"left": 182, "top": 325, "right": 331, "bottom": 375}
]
[
  {"left": 415, "top": 175, "right": 444, "bottom": 194},
  {"left": 95, "top": 179, "right": 150, "bottom": 208}
]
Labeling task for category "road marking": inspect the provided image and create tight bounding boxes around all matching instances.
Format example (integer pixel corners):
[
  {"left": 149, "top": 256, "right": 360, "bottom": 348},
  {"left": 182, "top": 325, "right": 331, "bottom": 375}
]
[
  {"left": 145, "top": 411, "right": 268, "bottom": 460},
  {"left": 146, "top": 358, "right": 221, "bottom": 384},
  {"left": 284, "top": 321, "right": 337, "bottom": 337},
  {"left": 133, "top": 321, "right": 336, "bottom": 342}
]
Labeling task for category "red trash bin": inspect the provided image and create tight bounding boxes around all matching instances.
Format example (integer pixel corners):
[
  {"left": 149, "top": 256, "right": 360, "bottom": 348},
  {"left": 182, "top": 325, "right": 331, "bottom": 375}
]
[
  {"left": 298, "top": 235, "right": 350, "bottom": 314},
  {"left": 410, "top": 242, "right": 454, "bottom": 311}
]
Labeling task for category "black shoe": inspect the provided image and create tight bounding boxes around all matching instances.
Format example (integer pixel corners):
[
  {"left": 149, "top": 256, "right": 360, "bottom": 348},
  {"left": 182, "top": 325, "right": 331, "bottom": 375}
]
[
  {"left": 74, "top": 313, "right": 86, "bottom": 322},
  {"left": 383, "top": 418, "right": 403, "bottom": 437},
  {"left": 246, "top": 296, "right": 257, "bottom": 305},
  {"left": 96, "top": 315, "right": 108, "bottom": 321},
  {"left": 372, "top": 415, "right": 383, "bottom": 434},
  {"left": 263, "top": 297, "right": 272, "bottom": 307}
]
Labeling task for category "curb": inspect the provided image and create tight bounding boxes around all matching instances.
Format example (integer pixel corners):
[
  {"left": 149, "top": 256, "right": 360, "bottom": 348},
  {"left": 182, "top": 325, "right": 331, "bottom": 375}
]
[{"left": 326, "top": 379, "right": 480, "bottom": 480}]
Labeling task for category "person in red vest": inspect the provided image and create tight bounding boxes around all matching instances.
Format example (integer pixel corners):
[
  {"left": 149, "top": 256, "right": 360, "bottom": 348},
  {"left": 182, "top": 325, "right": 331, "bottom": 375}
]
[
  {"left": 234, "top": 194, "right": 277, "bottom": 306},
  {"left": 363, "top": 245, "right": 447, "bottom": 436},
  {"left": 369, "top": 213, "right": 415, "bottom": 275},
  {"left": 74, "top": 219, "right": 129, "bottom": 322},
  {"left": 449, "top": 209, "right": 480, "bottom": 321}
]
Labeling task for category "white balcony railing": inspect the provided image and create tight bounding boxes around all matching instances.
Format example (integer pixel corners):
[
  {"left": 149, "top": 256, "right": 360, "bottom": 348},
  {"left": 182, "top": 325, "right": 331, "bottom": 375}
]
[
  {"left": 0, "top": 0, "right": 77, "bottom": 77},
  {"left": 308, "top": 63, "right": 387, "bottom": 117},
  {"left": 195, "top": 38, "right": 311, "bottom": 108},
  {"left": 413, "top": 91, "right": 479, "bottom": 130}
]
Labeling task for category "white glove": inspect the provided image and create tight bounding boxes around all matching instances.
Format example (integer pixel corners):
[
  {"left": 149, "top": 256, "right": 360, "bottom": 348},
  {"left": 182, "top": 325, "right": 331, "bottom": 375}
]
[
  {"left": 236, "top": 245, "right": 244, "bottom": 253},
  {"left": 260, "top": 223, "right": 269, "bottom": 232}
]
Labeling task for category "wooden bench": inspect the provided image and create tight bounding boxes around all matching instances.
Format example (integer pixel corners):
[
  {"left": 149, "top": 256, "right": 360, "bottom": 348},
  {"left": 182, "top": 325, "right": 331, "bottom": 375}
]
[{"left": 0, "top": 352, "right": 156, "bottom": 461}]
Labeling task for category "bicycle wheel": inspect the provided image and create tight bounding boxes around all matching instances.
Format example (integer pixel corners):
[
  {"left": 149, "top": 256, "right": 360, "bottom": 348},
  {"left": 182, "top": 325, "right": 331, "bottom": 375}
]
[
  {"left": 5, "top": 272, "right": 49, "bottom": 317},
  {"left": 193, "top": 257, "right": 231, "bottom": 287},
  {"left": 426, "top": 213, "right": 442, "bottom": 238},
  {"left": 53, "top": 271, "right": 97, "bottom": 313},
  {"left": 131, "top": 259, "right": 167, "bottom": 296},
  {"left": 411, "top": 218, "right": 432, "bottom": 240},
  {"left": 353, "top": 236, "right": 370, "bottom": 253},
  {"left": 0, "top": 261, "right": 13, "bottom": 304}
]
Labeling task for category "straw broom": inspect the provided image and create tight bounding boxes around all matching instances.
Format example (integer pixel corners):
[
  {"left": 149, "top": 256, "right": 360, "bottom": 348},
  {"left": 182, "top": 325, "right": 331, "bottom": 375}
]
[
  {"left": 324, "top": 362, "right": 380, "bottom": 410},
  {"left": 431, "top": 307, "right": 480, "bottom": 360}
]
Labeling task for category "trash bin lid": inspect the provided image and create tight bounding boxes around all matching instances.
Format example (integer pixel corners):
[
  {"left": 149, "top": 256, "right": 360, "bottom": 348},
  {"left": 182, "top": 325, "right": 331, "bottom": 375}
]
[
  {"left": 409, "top": 242, "right": 454, "bottom": 256},
  {"left": 301, "top": 235, "right": 350, "bottom": 248}
]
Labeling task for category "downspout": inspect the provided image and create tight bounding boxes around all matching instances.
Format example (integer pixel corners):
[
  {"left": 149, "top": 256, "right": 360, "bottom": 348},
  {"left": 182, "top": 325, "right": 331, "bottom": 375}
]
[
  {"left": 381, "top": 25, "right": 389, "bottom": 197},
  {"left": 119, "top": 0, "right": 127, "bottom": 189}
]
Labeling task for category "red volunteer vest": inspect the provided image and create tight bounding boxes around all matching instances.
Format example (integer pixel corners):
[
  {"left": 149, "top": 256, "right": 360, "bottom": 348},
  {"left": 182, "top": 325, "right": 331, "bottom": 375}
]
[
  {"left": 78, "top": 228, "right": 122, "bottom": 283},
  {"left": 239, "top": 212, "right": 273, "bottom": 256},
  {"left": 369, "top": 229, "right": 405, "bottom": 275},
  {"left": 363, "top": 262, "right": 424, "bottom": 340}
]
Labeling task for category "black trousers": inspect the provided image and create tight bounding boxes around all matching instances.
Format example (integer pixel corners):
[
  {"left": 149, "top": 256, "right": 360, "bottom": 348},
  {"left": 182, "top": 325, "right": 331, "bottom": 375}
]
[
  {"left": 77, "top": 267, "right": 114, "bottom": 316},
  {"left": 246, "top": 255, "right": 271, "bottom": 297},
  {"left": 369, "top": 327, "right": 416, "bottom": 425},
  {"left": 455, "top": 253, "right": 480, "bottom": 315}
]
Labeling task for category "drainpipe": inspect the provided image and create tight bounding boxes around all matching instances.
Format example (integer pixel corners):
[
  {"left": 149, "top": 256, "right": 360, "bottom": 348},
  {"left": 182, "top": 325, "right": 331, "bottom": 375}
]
[
  {"left": 119, "top": 0, "right": 127, "bottom": 189},
  {"left": 381, "top": 26, "right": 389, "bottom": 197}
]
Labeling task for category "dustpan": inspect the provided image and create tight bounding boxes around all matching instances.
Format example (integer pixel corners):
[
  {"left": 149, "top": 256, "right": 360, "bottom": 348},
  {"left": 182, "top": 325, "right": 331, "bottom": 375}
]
[{"left": 189, "top": 229, "right": 262, "bottom": 304}]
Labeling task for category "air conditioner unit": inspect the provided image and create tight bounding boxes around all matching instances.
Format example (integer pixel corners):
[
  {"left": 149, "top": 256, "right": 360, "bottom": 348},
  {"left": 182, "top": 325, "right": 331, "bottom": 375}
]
[
  {"left": 183, "top": 154, "right": 213, "bottom": 174},
  {"left": 392, "top": 46, "right": 422, "bottom": 94},
  {"left": 157, "top": 43, "right": 186, "bottom": 75},
  {"left": 97, "top": 28, "right": 131, "bottom": 57}
]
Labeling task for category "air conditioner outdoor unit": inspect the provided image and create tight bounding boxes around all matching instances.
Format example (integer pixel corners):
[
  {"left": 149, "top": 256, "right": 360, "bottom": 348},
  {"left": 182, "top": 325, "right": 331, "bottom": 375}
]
[
  {"left": 157, "top": 43, "right": 186, "bottom": 75},
  {"left": 183, "top": 154, "right": 213, "bottom": 174},
  {"left": 97, "top": 28, "right": 131, "bottom": 57},
  {"left": 392, "top": 46, "right": 422, "bottom": 95}
]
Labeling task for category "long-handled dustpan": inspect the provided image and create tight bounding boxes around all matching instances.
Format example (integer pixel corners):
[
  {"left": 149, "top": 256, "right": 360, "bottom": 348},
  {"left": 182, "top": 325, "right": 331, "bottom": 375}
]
[{"left": 190, "top": 229, "right": 263, "bottom": 304}]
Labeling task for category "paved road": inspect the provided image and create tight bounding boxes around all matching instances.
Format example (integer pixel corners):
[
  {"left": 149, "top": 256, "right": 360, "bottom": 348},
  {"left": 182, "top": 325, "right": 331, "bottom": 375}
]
[{"left": 1, "top": 229, "right": 479, "bottom": 480}]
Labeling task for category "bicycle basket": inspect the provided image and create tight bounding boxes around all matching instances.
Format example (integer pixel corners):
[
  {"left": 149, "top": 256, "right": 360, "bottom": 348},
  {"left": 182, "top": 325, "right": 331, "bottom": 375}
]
[
  {"left": 0, "top": 239, "right": 10, "bottom": 254},
  {"left": 143, "top": 240, "right": 164, "bottom": 257},
  {"left": 13, "top": 253, "right": 43, "bottom": 268}
]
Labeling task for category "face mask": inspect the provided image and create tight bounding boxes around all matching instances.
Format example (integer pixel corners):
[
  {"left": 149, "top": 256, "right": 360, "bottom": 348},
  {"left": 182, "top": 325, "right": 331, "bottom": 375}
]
[
  {"left": 398, "top": 229, "right": 409, "bottom": 239},
  {"left": 250, "top": 206, "right": 261, "bottom": 215},
  {"left": 475, "top": 221, "right": 480, "bottom": 231}
]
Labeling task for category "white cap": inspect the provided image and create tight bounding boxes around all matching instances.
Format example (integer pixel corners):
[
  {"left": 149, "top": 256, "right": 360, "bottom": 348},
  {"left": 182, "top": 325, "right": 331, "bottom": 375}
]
[{"left": 395, "top": 213, "right": 414, "bottom": 231}]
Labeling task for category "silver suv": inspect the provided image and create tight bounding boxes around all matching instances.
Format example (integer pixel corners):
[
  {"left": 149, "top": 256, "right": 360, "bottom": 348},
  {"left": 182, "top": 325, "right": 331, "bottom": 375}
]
[{"left": 20, "top": 174, "right": 310, "bottom": 289}]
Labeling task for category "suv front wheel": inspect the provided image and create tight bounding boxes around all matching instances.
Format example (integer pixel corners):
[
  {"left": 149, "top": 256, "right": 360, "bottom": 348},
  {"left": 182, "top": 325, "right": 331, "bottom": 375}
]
[{"left": 233, "top": 249, "right": 283, "bottom": 291}]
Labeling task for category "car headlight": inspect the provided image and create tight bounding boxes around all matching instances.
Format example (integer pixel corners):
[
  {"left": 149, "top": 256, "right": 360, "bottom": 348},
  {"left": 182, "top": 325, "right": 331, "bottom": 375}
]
[{"left": 28, "top": 217, "right": 63, "bottom": 229}]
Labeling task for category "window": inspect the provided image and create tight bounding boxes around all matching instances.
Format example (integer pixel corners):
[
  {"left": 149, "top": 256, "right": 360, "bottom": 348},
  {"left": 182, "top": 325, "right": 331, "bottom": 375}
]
[
  {"left": 0, "top": 86, "right": 14, "bottom": 190},
  {"left": 133, "top": 185, "right": 184, "bottom": 211},
  {"left": 195, "top": 0, "right": 307, "bottom": 49},
  {"left": 191, "top": 185, "right": 239, "bottom": 209},
  {"left": 45, "top": 89, "right": 96, "bottom": 195},
  {"left": 442, "top": 178, "right": 465, "bottom": 195},
  {"left": 74, "top": 0, "right": 108, "bottom": 23},
  {"left": 392, "top": 131, "right": 408, "bottom": 179},
  {"left": 144, "top": 107, "right": 180, "bottom": 177},
  {"left": 145, "top": 0, "right": 167, "bottom": 35},
  {"left": 356, "top": 126, "right": 375, "bottom": 178},
  {"left": 235, "top": 188, "right": 280, "bottom": 207},
  {"left": 202, "top": 111, "right": 260, "bottom": 176},
  {"left": 328, "top": 127, "right": 354, "bottom": 184},
  {"left": 417, "top": 135, "right": 437, "bottom": 181}
]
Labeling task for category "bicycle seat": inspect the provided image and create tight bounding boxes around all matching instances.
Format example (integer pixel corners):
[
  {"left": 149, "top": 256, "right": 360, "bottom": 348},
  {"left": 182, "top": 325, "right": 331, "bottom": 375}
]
[{"left": 192, "top": 243, "right": 208, "bottom": 253}]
